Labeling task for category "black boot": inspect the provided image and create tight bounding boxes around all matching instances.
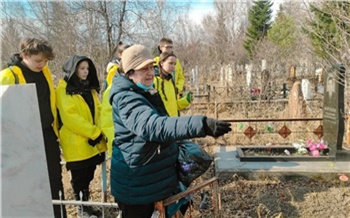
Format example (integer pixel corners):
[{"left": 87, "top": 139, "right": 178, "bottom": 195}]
[
  {"left": 74, "top": 191, "right": 97, "bottom": 218},
  {"left": 82, "top": 189, "right": 102, "bottom": 217}
]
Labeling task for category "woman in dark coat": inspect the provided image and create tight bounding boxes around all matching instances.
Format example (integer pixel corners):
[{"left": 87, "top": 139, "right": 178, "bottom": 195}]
[{"left": 109, "top": 44, "right": 231, "bottom": 218}]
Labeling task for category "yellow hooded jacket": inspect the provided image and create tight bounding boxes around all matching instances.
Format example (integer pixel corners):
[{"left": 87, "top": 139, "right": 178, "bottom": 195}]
[
  {"left": 100, "top": 62, "right": 121, "bottom": 156},
  {"left": 101, "top": 84, "right": 114, "bottom": 156},
  {"left": 0, "top": 65, "right": 59, "bottom": 136},
  {"left": 154, "top": 56, "right": 185, "bottom": 94},
  {"left": 154, "top": 75, "right": 190, "bottom": 117},
  {"left": 56, "top": 79, "right": 107, "bottom": 162}
]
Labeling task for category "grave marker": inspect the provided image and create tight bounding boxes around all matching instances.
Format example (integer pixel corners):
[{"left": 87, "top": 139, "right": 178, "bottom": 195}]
[
  {"left": 245, "top": 63, "right": 253, "bottom": 87},
  {"left": 227, "top": 64, "right": 233, "bottom": 85},
  {"left": 301, "top": 79, "right": 312, "bottom": 100},
  {"left": 261, "top": 59, "right": 267, "bottom": 71},
  {"left": 289, "top": 65, "right": 296, "bottom": 79},
  {"left": 1, "top": 84, "right": 54, "bottom": 217},
  {"left": 288, "top": 81, "right": 306, "bottom": 118},
  {"left": 220, "top": 66, "right": 224, "bottom": 84},
  {"left": 281, "top": 83, "right": 288, "bottom": 98},
  {"left": 323, "top": 64, "right": 345, "bottom": 156}
]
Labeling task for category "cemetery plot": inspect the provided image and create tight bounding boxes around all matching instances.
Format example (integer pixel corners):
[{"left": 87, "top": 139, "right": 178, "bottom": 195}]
[
  {"left": 233, "top": 64, "right": 346, "bottom": 162},
  {"left": 236, "top": 146, "right": 332, "bottom": 162}
]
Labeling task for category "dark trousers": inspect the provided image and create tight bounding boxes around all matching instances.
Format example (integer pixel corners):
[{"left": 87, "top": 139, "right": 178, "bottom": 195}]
[
  {"left": 117, "top": 201, "right": 154, "bottom": 218},
  {"left": 43, "top": 128, "right": 67, "bottom": 218},
  {"left": 70, "top": 165, "right": 96, "bottom": 195}
]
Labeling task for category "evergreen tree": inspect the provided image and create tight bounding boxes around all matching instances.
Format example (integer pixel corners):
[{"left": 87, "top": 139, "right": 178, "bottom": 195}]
[
  {"left": 244, "top": 0, "right": 273, "bottom": 58},
  {"left": 304, "top": 2, "right": 350, "bottom": 59},
  {"left": 268, "top": 11, "right": 297, "bottom": 51}
]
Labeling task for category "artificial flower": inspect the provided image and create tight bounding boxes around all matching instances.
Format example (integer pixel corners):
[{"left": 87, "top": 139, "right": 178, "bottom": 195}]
[{"left": 339, "top": 174, "right": 349, "bottom": 182}]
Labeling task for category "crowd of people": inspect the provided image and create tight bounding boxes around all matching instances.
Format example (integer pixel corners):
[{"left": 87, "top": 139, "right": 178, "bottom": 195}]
[{"left": 0, "top": 37, "right": 232, "bottom": 218}]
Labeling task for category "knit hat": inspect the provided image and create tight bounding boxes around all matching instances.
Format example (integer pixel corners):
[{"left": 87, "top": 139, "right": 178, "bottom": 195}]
[{"left": 122, "top": 44, "right": 155, "bottom": 73}]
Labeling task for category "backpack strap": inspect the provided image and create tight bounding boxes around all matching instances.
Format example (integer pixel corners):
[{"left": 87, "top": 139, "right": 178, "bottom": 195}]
[{"left": 9, "top": 66, "right": 19, "bottom": 84}]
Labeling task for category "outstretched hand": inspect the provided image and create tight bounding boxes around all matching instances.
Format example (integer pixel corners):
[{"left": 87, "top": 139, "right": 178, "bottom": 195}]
[{"left": 204, "top": 117, "right": 232, "bottom": 137}]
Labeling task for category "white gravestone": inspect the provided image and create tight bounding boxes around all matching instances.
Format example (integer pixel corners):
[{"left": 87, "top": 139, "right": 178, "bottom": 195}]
[
  {"left": 220, "top": 66, "right": 225, "bottom": 84},
  {"left": 245, "top": 63, "right": 253, "bottom": 87},
  {"left": 226, "top": 64, "right": 233, "bottom": 85},
  {"left": 191, "top": 68, "right": 196, "bottom": 87},
  {"left": 261, "top": 59, "right": 267, "bottom": 71},
  {"left": 1, "top": 84, "right": 54, "bottom": 217},
  {"left": 301, "top": 79, "right": 313, "bottom": 100},
  {"left": 194, "top": 66, "right": 199, "bottom": 95}
]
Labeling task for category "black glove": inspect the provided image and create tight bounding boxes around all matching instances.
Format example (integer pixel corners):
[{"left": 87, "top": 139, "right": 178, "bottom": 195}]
[
  {"left": 203, "top": 117, "right": 232, "bottom": 137},
  {"left": 88, "top": 133, "right": 103, "bottom": 147}
]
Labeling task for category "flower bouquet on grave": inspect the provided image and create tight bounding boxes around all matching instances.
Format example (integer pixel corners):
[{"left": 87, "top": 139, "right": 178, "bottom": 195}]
[{"left": 293, "top": 139, "right": 330, "bottom": 157}]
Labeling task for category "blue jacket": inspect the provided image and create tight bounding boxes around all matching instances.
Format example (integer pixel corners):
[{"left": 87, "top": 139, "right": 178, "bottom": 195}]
[{"left": 109, "top": 74, "right": 207, "bottom": 204}]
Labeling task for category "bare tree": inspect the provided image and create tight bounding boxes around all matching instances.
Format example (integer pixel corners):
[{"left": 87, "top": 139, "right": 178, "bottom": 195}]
[
  {"left": 0, "top": 2, "right": 22, "bottom": 68},
  {"left": 70, "top": 1, "right": 127, "bottom": 60},
  {"left": 0, "top": 0, "right": 191, "bottom": 80}
]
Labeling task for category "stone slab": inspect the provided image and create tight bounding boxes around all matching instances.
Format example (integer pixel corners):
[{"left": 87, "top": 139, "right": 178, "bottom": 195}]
[
  {"left": 1, "top": 84, "right": 54, "bottom": 217},
  {"left": 323, "top": 64, "right": 345, "bottom": 153},
  {"left": 214, "top": 145, "right": 350, "bottom": 181}
]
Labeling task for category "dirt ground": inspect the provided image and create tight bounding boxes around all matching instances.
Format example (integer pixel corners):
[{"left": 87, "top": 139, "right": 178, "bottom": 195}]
[
  {"left": 62, "top": 151, "right": 350, "bottom": 218},
  {"left": 216, "top": 172, "right": 350, "bottom": 218}
]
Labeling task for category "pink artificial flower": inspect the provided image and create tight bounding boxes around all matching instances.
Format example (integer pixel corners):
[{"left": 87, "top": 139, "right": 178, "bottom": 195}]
[
  {"left": 339, "top": 174, "right": 349, "bottom": 182},
  {"left": 315, "top": 143, "right": 321, "bottom": 149},
  {"left": 311, "top": 150, "right": 320, "bottom": 157},
  {"left": 317, "top": 143, "right": 327, "bottom": 150},
  {"left": 309, "top": 144, "right": 317, "bottom": 151},
  {"left": 307, "top": 139, "right": 313, "bottom": 147},
  {"left": 305, "top": 139, "right": 328, "bottom": 156}
]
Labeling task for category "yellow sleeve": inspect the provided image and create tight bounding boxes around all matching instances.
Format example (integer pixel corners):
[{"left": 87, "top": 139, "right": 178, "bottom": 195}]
[
  {"left": 0, "top": 68, "right": 16, "bottom": 85},
  {"left": 175, "top": 58, "right": 185, "bottom": 94},
  {"left": 177, "top": 95, "right": 190, "bottom": 111},
  {"left": 100, "top": 86, "right": 114, "bottom": 155},
  {"left": 1, "top": 66, "right": 26, "bottom": 85}
]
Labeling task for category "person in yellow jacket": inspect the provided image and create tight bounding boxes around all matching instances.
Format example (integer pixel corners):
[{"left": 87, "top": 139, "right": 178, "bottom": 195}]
[
  {"left": 56, "top": 55, "right": 107, "bottom": 218},
  {"left": 0, "top": 38, "right": 67, "bottom": 218},
  {"left": 101, "top": 84, "right": 115, "bottom": 156},
  {"left": 101, "top": 44, "right": 129, "bottom": 156},
  {"left": 154, "top": 37, "right": 185, "bottom": 95},
  {"left": 104, "top": 43, "right": 130, "bottom": 90},
  {"left": 154, "top": 51, "right": 193, "bottom": 117}
]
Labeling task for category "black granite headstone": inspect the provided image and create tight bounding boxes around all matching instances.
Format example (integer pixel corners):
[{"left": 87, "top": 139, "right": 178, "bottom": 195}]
[{"left": 323, "top": 64, "right": 345, "bottom": 156}]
